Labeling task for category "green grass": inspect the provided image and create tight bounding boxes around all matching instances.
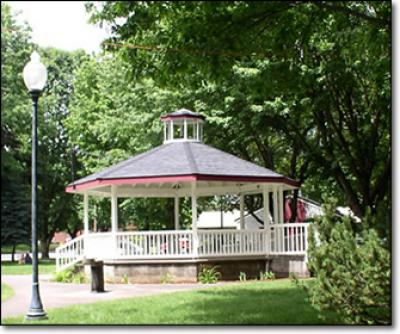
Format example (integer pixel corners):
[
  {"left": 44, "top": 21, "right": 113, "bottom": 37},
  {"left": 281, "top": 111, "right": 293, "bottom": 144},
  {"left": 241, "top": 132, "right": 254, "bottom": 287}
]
[
  {"left": 1, "top": 260, "right": 56, "bottom": 275},
  {"left": 1, "top": 244, "right": 30, "bottom": 254},
  {"left": 2, "top": 279, "right": 339, "bottom": 325},
  {"left": 1, "top": 283, "right": 14, "bottom": 302}
]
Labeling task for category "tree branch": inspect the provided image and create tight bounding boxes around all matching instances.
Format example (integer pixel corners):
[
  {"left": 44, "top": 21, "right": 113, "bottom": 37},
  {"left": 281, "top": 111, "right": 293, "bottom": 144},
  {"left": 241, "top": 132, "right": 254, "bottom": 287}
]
[{"left": 311, "top": 1, "right": 389, "bottom": 26}]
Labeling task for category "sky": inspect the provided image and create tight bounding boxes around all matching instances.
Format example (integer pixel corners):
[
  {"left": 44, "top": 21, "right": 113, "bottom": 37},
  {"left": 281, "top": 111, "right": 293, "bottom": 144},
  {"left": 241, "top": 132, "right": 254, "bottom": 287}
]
[{"left": 6, "top": 1, "right": 109, "bottom": 54}]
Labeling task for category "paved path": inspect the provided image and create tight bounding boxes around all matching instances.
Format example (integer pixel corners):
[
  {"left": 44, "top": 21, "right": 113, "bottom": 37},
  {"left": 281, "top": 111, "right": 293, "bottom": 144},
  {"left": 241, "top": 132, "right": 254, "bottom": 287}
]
[{"left": 1, "top": 275, "right": 229, "bottom": 319}]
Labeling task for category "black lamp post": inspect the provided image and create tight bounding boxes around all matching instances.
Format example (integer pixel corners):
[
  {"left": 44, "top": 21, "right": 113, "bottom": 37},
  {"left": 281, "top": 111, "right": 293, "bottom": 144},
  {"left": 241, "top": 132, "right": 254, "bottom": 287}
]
[{"left": 23, "top": 51, "right": 47, "bottom": 320}]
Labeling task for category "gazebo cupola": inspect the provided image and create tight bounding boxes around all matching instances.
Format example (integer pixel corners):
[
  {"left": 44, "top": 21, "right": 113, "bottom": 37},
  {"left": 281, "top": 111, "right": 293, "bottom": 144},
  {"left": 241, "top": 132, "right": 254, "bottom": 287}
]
[{"left": 161, "top": 108, "right": 205, "bottom": 143}]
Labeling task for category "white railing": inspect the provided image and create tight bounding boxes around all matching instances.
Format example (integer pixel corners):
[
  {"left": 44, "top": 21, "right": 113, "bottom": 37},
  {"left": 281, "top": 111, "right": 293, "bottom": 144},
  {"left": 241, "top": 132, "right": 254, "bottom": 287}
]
[
  {"left": 198, "top": 229, "right": 266, "bottom": 257},
  {"left": 55, "top": 223, "right": 310, "bottom": 269},
  {"left": 55, "top": 234, "right": 85, "bottom": 272},
  {"left": 85, "top": 232, "right": 116, "bottom": 260},
  {"left": 270, "top": 223, "right": 309, "bottom": 254},
  {"left": 116, "top": 230, "right": 194, "bottom": 258}
]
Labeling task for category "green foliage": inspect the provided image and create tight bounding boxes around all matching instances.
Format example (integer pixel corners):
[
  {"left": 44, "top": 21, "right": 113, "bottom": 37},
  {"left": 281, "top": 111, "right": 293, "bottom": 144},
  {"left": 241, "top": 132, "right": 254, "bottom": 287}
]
[
  {"left": 86, "top": 1, "right": 391, "bottom": 226},
  {"left": 1, "top": 4, "right": 88, "bottom": 258},
  {"left": 305, "top": 200, "right": 391, "bottom": 325},
  {"left": 260, "top": 271, "right": 275, "bottom": 281},
  {"left": 198, "top": 266, "right": 221, "bottom": 284},
  {"left": 121, "top": 274, "right": 129, "bottom": 284},
  {"left": 1, "top": 184, "right": 30, "bottom": 256},
  {"left": 239, "top": 272, "right": 247, "bottom": 282},
  {"left": 160, "top": 272, "right": 173, "bottom": 284},
  {"left": 53, "top": 266, "right": 86, "bottom": 284}
]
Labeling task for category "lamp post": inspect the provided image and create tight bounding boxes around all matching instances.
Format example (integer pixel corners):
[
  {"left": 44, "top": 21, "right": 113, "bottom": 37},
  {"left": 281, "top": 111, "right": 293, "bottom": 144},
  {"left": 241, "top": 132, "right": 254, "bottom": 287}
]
[{"left": 23, "top": 51, "right": 47, "bottom": 320}]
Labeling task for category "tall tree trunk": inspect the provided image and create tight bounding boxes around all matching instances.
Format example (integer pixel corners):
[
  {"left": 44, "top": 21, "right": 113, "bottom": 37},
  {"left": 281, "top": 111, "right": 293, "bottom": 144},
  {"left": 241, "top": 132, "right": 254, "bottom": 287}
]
[
  {"left": 11, "top": 242, "right": 16, "bottom": 262},
  {"left": 40, "top": 237, "right": 50, "bottom": 259}
]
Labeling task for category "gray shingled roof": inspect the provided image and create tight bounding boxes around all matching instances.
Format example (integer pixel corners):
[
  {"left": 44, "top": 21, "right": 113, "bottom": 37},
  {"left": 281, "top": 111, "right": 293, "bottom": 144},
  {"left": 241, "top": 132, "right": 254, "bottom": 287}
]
[
  {"left": 71, "top": 142, "right": 296, "bottom": 186},
  {"left": 161, "top": 108, "right": 205, "bottom": 119}
]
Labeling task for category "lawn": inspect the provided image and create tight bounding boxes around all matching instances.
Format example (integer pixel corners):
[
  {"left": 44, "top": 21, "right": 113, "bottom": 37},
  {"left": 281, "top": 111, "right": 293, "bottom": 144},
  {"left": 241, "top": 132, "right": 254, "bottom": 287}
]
[
  {"left": 1, "top": 244, "right": 30, "bottom": 254},
  {"left": 2, "top": 279, "right": 338, "bottom": 325},
  {"left": 1, "top": 260, "right": 56, "bottom": 275},
  {"left": 1, "top": 283, "right": 14, "bottom": 302}
]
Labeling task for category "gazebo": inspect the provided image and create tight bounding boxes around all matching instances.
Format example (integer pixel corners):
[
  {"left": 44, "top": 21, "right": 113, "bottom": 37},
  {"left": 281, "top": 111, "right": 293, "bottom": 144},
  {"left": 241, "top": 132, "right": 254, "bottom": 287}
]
[{"left": 56, "top": 109, "right": 310, "bottom": 282}]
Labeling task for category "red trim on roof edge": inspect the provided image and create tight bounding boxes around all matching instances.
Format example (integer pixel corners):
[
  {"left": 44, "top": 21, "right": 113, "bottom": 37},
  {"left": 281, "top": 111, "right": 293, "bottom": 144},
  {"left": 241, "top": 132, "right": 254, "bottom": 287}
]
[{"left": 66, "top": 174, "right": 300, "bottom": 193}]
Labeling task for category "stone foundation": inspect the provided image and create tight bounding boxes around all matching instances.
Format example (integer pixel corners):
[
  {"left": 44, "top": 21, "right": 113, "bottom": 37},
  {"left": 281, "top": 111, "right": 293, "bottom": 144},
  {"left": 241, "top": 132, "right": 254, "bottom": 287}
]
[
  {"left": 267, "top": 255, "right": 309, "bottom": 278},
  {"left": 84, "top": 255, "right": 309, "bottom": 283}
]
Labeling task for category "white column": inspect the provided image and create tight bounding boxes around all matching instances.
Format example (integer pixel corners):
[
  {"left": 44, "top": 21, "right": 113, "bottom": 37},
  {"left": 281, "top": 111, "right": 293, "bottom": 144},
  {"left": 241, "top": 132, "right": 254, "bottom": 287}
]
[
  {"left": 273, "top": 186, "right": 278, "bottom": 224},
  {"left": 184, "top": 119, "right": 187, "bottom": 140},
  {"left": 174, "top": 196, "right": 180, "bottom": 230},
  {"left": 83, "top": 192, "right": 89, "bottom": 234},
  {"left": 111, "top": 185, "right": 118, "bottom": 233},
  {"left": 191, "top": 182, "right": 198, "bottom": 256},
  {"left": 263, "top": 185, "right": 270, "bottom": 254},
  {"left": 263, "top": 186, "right": 270, "bottom": 228},
  {"left": 278, "top": 186, "right": 284, "bottom": 224},
  {"left": 170, "top": 120, "right": 174, "bottom": 140},
  {"left": 163, "top": 123, "right": 166, "bottom": 142},
  {"left": 239, "top": 193, "right": 245, "bottom": 230}
]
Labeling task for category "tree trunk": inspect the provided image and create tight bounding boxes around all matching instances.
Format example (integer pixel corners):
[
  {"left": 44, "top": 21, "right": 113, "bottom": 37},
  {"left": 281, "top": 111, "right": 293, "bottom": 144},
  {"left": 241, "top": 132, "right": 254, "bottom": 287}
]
[
  {"left": 11, "top": 243, "right": 16, "bottom": 262},
  {"left": 40, "top": 237, "right": 50, "bottom": 259}
]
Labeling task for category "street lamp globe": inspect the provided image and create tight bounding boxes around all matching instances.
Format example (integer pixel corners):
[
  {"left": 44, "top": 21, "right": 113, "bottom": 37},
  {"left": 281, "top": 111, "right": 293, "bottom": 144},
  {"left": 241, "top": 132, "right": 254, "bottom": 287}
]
[{"left": 23, "top": 51, "right": 47, "bottom": 93}]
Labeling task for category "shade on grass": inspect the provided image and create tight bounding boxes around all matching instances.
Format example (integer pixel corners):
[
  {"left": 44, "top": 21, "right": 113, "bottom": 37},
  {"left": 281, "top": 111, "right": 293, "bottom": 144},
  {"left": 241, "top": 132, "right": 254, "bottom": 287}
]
[
  {"left": 1, "top": 260, "right": 55, "bottom": 275},
  {"left": 1, "top": 283, "right": 14, "bottom": 302},
  {"left": 3, "top": 280, "right": 338, "bottom": 325}
]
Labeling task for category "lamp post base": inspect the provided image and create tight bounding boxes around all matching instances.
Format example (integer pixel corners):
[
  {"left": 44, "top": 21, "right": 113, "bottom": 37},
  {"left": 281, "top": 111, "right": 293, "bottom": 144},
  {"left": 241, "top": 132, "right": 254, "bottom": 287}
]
[{"left": 25, "top": 308, "right": 47, "bottom": 321}]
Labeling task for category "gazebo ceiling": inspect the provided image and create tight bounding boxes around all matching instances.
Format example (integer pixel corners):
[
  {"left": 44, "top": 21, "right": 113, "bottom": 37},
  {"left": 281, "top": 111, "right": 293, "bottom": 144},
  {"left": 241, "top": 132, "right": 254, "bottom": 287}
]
[{"left": 66, "top": 141, "right": 300, "bottom": 196}]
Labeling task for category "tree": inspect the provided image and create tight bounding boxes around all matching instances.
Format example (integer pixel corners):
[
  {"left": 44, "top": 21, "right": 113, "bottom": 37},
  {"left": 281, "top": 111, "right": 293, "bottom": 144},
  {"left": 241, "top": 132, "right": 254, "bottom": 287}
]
[
  {"left": 302, "top": 200, "right": 391, "bottom": 324},
  {"left": 1, "top": 3, "right": 89, "bottom": 258},
  {"left": 1, "top": 183, "right": 30, "bottom": 262},
  {"left": 66, "top": 55, "right": 188, "bottom": 230},
  {"left": 86, "top": 1, "right": 391, "bottom": 233},
  {"left": 1, "top": 3, "right": 33, "bottom": 255},
  {"left": 33, "top": 47, "right": 88, "bottom": 258}
]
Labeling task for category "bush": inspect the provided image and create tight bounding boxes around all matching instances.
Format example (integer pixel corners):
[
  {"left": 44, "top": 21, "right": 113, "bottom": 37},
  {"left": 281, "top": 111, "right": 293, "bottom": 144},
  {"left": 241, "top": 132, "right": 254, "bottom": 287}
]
[
  {"left": 160, "top": 273, "right": 173, "bottom": 284},
  {"left": 304, "top": 200, "right": 391, "bottom": 325},
  {"left": 53, "top": 266, "right": 86, "bottom": 284},
  {"left": 239, "top": 272, "right": 247, "bottom": 282},
  {"left": 121, "top": 274, "right": 129, "bottom": 284},
  {"left": 198, "top": 266, "right": 221, "bottom": 284},
  {"left": 259, "top": 271, "right": 275, "bottom": 280}
]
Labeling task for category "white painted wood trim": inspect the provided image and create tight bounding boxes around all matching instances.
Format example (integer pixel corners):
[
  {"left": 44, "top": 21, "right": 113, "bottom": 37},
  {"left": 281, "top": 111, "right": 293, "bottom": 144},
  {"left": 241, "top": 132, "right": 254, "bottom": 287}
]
[
  {"left": 174, "top": 196, "right": 180, "bottom": 230},
  {"left": 279, "top": 186, "right": 284, "bottom": 224},
  {"left": 84, "top": 192, "right": 89, "bottom": 234},
  {"left": 111, "top": 185, "right": 118, "bottom": 233},
  {"left": 184, "top": 118, "right": 187, "bottom": 140},
  {"left": 263, "top": 186, "right": 269, "bottom": 230},
  {"left": 239, "top": 193, "right": 245, "bottom": 230},
  {"left": 191, "top": 182, "right": 197, "bottom": 230},
  {"left": 191, "top": 182, "right": 198, "bottom": 256},
  {"left": 273, "top": 186, "right": 278, "bottom": 224},
  {"left": 170, "top": 120, "right": 174, "bottom": 140}
]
